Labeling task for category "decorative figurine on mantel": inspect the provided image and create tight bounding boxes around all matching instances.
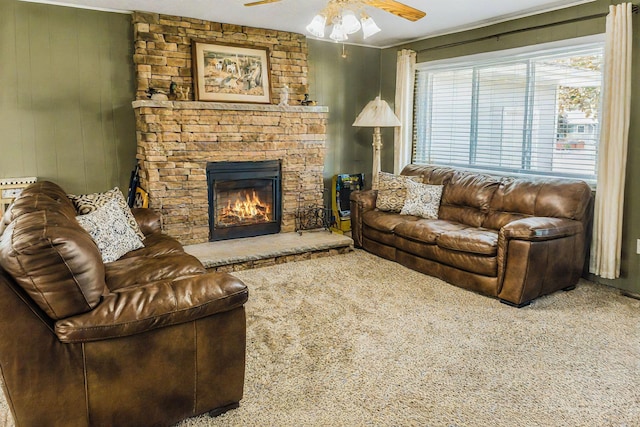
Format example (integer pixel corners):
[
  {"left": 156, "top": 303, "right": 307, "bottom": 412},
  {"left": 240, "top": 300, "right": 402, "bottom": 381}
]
[
  {"left": 279, "top": 84, "right": 289, "bottom": 106},
  {"left": 146, "top": 87, "right": 168, "bottom": 101},
  {"left": 168, "top": 82, "right": 178, "bottom": 100},
  {"left": 178, "top": 86, "right": 190, "bottom": 101},
  {"left": 301, "top": 93, "right": 316, "bottom": 106}
]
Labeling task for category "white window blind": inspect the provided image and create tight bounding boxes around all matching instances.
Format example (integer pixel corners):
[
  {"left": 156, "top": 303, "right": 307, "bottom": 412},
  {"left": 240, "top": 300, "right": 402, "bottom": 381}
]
[{"left": 413, "top": 43, "right": 604, "bottom": 182}]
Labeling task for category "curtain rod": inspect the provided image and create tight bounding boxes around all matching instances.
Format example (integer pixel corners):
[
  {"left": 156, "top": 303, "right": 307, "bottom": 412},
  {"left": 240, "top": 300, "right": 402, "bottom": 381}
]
[{"left": 417, "top": 4, "right": 638, "bottom": 54}]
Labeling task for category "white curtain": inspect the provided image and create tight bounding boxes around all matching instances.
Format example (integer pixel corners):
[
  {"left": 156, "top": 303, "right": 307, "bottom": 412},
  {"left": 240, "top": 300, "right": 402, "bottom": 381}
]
[
  {"left": 590, "top": 3, "right": 633, "bottom": 279},
  {"left": 393, "top": 49, "right": 416, "bottom": 174}
]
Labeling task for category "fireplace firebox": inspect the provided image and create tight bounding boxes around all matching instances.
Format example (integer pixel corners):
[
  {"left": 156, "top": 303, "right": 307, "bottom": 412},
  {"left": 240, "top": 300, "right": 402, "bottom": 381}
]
[{"left": 206, "top": 160, "right": 281, "bottom": 241}]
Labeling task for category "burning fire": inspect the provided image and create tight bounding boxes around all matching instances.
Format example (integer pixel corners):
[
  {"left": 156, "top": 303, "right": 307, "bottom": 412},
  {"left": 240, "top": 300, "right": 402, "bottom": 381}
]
[{"left": 219, "top": 190, "right": 271, "bottom": 226}]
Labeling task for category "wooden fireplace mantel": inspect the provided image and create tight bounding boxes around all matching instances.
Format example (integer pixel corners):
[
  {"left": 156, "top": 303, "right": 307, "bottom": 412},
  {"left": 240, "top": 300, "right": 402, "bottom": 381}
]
[{"left": 132, "top": 100, "right": 328, "bottom": 114}]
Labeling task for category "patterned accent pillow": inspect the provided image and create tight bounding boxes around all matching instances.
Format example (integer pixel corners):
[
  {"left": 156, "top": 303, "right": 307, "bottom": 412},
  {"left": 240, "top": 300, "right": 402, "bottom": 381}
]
[
  {"left": 375, "top": 172, "right": 422, "bottom": 213},
  {"left": 400, "top": 180, "right": 443, "bottom": 219},
  {"left": 76, "top": 199, "right": 144, "bottom": 263},
  {"left": 68, "top": 187, "right": 145, "bottom": 240}
]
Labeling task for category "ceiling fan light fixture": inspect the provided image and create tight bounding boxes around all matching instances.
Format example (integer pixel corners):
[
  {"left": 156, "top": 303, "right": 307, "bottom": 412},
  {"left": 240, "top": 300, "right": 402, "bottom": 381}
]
[
  {"left": 256, "top": 0, "right": 425, "bottom": 41},
  {"left": 341, "top": 10, "right": 361, "bottom": 34},
  {"left": 329, "top": 22, "right": 348, "bottom": 42},
  {"left": 306, "top": 14, "right": 327, "bottom": 38},
  {"left": 361, "top": 15, "right": 381, "bottom": 39}
]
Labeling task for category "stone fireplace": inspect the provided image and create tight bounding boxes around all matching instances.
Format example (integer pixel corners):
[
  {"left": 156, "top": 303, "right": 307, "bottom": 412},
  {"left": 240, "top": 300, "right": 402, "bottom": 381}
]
[
  {"left": 130, "top": 12, "right": 328, "bottom": 245},
  {"left": 133, "top": 101, "right": 328, "bottom": 245}
]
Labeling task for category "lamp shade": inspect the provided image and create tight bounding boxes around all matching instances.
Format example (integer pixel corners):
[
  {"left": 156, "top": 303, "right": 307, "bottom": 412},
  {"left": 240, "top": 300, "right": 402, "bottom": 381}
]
[
  {"left": 361, "top": 15, "right": 381, "bottom": 39},
  {"left": 329, "top": 23, "right": 348, "bottom": 42},
  {"left": 341, "top": 10, "right": 361, "bottom": 34},
  {"left": 306, "top": 14, "right": 326, "bottom": 38},
  {"left": 353, "top": 96, "right": 401, "bottom": 127}
]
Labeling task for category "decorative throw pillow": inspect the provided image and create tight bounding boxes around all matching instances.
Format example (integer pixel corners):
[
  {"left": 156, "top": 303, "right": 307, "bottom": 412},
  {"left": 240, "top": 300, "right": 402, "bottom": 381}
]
[
  {"left": 375, "top": 172, "right": 422, "bottom": 213},
  {"left": 400, "top": 180, "right": 444, "bottom": 219},
  {"left": 68, "top": 187, "right": 145, "bottom": 240},
  {"left": 76, "top": 199, "right": 144, "bottom": 263}
]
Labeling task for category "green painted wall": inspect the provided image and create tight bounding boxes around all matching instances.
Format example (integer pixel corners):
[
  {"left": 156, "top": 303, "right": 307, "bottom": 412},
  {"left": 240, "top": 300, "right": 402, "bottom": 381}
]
[
  {"left": 0, "top": 0, "right": 136, "bottom": 195},
  {"left": 307, "top": 40, "right": 382, "bottom": 193},
  {"left": 0, "top": 0, "right": 380, "bottom": 198},
  {"left": 381, "top": 0, "right": 640, "bottom": 294}
]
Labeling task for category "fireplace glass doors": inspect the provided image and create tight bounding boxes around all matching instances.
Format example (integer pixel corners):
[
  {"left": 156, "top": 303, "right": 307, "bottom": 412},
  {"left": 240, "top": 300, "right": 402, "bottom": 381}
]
[{"left": 206, "top": 160, "right": 281, "bottom": 241}]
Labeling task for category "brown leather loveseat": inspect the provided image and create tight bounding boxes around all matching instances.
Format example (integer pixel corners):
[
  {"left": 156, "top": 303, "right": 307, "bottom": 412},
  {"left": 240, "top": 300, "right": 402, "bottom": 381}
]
[
  {"left": 0, "top": 181, "right": 249, "bottom": 426},
  {"left": 350, "top": 165, "right": 593, "bottom": 307}
]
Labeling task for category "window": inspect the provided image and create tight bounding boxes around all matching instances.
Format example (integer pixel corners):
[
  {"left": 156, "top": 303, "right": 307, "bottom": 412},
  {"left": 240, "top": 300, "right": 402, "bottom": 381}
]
[{"left": 413, "top": 41, "right": 604, "bottom": 182}]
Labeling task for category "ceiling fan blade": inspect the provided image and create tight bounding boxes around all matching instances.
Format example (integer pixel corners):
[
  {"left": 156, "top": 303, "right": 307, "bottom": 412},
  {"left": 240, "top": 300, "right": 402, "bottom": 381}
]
[
  {"left": 364, "top": 0, "right": 426, "bottom": 22},
  {"left": 244, "top": 0, "right": 282, "bottom": 6}
]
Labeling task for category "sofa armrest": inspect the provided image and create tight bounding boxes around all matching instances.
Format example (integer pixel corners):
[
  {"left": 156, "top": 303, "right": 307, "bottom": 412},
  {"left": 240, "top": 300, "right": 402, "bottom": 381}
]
[
  {"left": 54, "top": 272, "right": 248, "bottom": 343},
  {"left": 501, "top": 217, "right": 582, "bottom": 241},
  {"left": 497, "top": 217, "right": 586, "bottom": 307},
  {"left": 131, "top": 208, "right": 162, "bottom": 236},
  {"left": 350, "top": 189, "right": 377, "bottom": 211},
  {"left": 349, "top": 190, "right": 377, "bottom": 247}
]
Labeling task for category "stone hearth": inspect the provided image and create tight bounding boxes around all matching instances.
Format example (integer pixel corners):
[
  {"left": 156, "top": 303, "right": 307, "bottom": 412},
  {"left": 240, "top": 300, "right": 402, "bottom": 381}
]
[
  {"left": 133, "top": 100, "right": 329, "bottom": 245},
  {"left": 185, "top": 231, "right": 353, "bottom": 272}
]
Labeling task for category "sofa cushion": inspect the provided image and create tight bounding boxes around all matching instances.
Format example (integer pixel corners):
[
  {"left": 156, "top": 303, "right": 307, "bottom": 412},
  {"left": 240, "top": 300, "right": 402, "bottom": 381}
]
[
  {"left": 401, "top": 164, "right": 456, "bottom": 185},
  {"left": 483, "top": 177, "right": 593, "bottom": 230},
  {"left": 76, "top": 199, "right": 144, "bottom": 263},
  {"left": 131, "top": 208, "right": 162, "bottom": 236},
  {"left": 118, "top": 233, "right": 185, "bottom": 259},
  {"left": 106, "top": 231, "right": 205, "bottom": 291},
  {"left": 68, "top": 187, "right": 145, "bottom": 240},
  {"left": 105, "top": 253, "right": 206, "bottom": 292},
  {"left": 534, "top": 179, "right": 592, "bottom": 220},
  {"left": 0, "top": 182, "right": 77, "bottom": 236},
  {"left": 20, "top": 181, "right": 77, "bottom": 211},
  {"left": 437, "top": 228, "right": 499, "bottom": 256},
  {"left": 395, "top": 238, "right": 498, "bottom": 277},
  {"left": 0, "top": 210, "right": 107, "bottom": 320},
  {"left": 430, "top": 247, "right": 498, "bottom": 277},
  {"left": 400, "top": 181, "right": 443, "bottom": 219},
  {"left": 438, "top": 171, "right": 501, "bottom": 227},
  {"left": 375, "top": 172, "right": 421, "bottom": 212},
  {"left": 394, "top": 219, "right": 469, "bottom": 245},
  {"left": 363, "top": 210, "right": 419, "bottom": 234}
]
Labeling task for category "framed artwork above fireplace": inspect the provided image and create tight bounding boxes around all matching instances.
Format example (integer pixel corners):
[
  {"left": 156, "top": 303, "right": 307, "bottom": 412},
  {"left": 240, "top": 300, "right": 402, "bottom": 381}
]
[{"left": 192, "top": 40, "right": 272, "bottom": 104}]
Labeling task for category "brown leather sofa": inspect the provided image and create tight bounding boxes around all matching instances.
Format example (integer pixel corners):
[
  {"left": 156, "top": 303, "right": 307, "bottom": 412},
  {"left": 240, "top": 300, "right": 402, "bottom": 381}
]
[
  {"left": 350, "top": 165, "right": 593, "bottom": 307},
  {"left": 0, "top": 181, "right": 249, "bottom": 426}
]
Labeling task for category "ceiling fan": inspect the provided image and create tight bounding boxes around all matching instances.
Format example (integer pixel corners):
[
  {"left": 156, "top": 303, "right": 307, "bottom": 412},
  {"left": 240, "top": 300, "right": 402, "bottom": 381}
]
[{"left": 244, "top": 0, "right": 426, "bottom": 22}]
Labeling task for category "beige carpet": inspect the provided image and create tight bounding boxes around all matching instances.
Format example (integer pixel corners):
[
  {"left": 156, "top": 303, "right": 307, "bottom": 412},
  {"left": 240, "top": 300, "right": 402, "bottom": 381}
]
[{"left": 2, "top": 250, "right": 640, "bottom": 426}]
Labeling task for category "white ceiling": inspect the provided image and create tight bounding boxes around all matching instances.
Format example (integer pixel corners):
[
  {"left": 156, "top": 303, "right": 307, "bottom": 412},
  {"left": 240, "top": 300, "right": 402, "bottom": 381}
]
[{"left": 23, "top": 0, "right": 596, "bottom": 47}]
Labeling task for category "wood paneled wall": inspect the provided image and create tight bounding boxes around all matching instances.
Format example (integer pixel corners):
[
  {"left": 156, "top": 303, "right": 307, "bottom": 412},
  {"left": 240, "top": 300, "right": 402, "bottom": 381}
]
[{"left": 0, "top": 0, "right": 136, "bottom": 195}]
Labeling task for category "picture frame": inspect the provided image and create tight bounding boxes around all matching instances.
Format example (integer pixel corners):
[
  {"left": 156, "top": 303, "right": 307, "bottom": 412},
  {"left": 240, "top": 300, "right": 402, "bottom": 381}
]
[{"left": 191, "top": 41, "right": 272, "bottom": 104}]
